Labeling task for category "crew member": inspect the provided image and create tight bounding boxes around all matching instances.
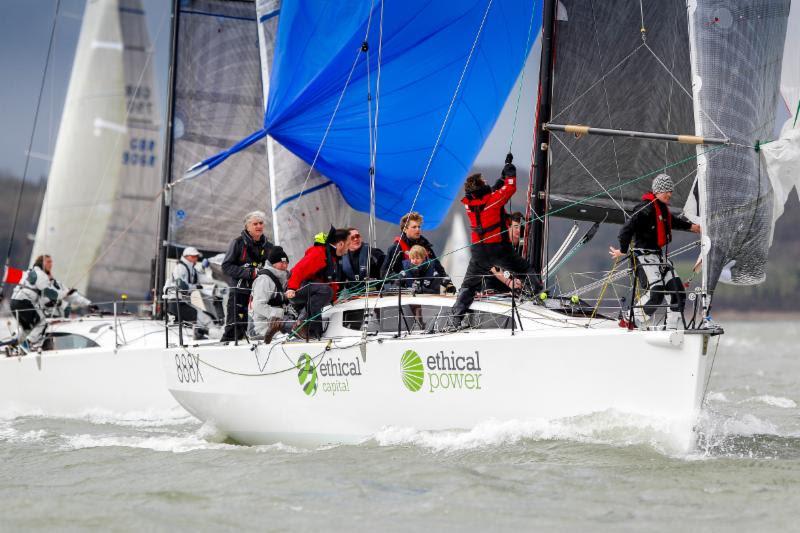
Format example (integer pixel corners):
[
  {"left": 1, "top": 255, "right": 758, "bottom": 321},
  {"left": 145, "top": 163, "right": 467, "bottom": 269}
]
[
  {"left": 163, "top": 247, "right": 214, "bottom": 340},
  {"left": 9, "top": 255, "right": 88, "bottom": 347},
  {"left": 401, "top": 245, "right": 445, "bottom": 294},
  {"left": 287, "top": 228, "right": 349, "bottom": 340},
  {"left": 381, "top": 212, "right": 455, "bottom": 293},
  {"left": 341, "top": 227, "right": 384, "bottom": 294},
  {"left": 450, "top": 154, "right": 542, "bottom": 328},
  {"left": 221, "top": 211, "right": 273, "bottom": 342},
  {"left": 249, "top": 246, "right": 292, "bottom": 343},
  {"left": 609, "top": 173, "right": 701, "bottom": 329},
  {"left": 509, "top": 212, "right": 525, "bottom": 257}
]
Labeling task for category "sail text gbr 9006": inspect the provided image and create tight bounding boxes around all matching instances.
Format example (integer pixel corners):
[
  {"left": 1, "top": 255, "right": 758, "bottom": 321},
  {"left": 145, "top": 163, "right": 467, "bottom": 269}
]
[{"left": 543, "top": 123, "right": 728, "bottom": 146}]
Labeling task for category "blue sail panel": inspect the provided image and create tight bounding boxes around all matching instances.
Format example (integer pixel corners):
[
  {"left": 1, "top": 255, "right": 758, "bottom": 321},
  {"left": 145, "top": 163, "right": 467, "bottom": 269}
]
[{"left": 265, "top": 0, "right": 541, "bottom": 229}]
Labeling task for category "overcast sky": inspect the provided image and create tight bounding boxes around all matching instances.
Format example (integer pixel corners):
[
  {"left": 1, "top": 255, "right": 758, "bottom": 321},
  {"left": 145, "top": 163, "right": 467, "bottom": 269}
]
[
  {"left": 0, "top": 0, "right": 540, "bottom": 187},
  {"left": 0, "top": 0, "right": 171, "bottom": 182}
]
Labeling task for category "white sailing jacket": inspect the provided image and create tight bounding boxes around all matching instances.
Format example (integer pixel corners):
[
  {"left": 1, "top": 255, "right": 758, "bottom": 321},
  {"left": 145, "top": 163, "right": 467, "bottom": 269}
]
[{"left": 162, "top": 258, "right": 213, "bottom": 301}]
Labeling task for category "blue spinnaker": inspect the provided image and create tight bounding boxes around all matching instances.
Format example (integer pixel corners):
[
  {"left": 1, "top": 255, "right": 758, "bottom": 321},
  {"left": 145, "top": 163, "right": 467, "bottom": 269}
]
[{"left": 189, "top": 0, "right": 541, "bottom": 229}]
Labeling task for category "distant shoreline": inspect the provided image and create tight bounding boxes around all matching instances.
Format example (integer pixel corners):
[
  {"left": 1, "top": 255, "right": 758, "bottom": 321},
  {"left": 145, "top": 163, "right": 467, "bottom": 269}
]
[{"left": 713, "top": 310, "right": 800, "bottom": 321}]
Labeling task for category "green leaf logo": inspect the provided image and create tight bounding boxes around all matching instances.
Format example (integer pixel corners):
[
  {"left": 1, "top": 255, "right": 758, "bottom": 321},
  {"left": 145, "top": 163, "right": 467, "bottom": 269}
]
[
  {"left": 296, "top": 353, "right": 318, "bottom": 396},
  {"left": 401, "top": 350, "right": 424, "bottom": 392}
]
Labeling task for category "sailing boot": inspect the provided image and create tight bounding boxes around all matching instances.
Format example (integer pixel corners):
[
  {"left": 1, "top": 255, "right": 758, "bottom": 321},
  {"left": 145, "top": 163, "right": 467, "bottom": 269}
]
[{"left": 263, "top": 317, "right": 284, "bottom": 344}]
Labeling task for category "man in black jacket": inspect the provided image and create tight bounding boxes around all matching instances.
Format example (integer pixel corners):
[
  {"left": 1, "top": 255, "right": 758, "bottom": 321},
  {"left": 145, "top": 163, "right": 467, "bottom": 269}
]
[
  {"left": 340, "top": 227, "right": 384, "bottom": 294},
  {"left": 609, "top": 173, "right": 701, "bottom": 329},
  {"left": 221, "top": 210, "right": 274, "bottom": 342}
]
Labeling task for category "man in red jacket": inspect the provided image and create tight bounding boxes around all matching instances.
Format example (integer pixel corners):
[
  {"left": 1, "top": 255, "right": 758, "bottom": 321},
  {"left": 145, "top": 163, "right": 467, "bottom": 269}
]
[
  {"left": 450, "top": 154, "right": 542, "bottom": 328},
  {"left": 287, "top": 228, "right": 350, "bottom": 340}
]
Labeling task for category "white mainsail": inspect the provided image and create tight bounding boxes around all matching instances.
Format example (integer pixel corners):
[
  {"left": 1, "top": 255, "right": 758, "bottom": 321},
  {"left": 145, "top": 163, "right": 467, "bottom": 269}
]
[{"left": 32, "top": 0, "right": 162, "bottom": 302}]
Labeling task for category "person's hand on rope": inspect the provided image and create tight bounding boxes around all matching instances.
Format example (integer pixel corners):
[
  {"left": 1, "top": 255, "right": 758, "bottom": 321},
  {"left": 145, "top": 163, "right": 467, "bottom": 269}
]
[
  {"left": 502, "top": 152, "right": 516, "bottom": 178},
  {"left": 285, "top": 289, "right": 296, "bottom": 300},
  {"left": 608, "top": 246, "right": 625, "bottom": 259}
]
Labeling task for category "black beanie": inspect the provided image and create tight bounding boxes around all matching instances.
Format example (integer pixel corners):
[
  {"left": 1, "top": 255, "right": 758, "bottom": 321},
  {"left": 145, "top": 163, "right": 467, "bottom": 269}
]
[{"left": 268, "top": 246, "right": 288, "bottom": 264}]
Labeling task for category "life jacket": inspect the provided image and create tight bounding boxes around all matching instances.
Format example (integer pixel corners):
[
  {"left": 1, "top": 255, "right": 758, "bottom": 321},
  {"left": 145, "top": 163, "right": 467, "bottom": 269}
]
[
  {"left": 176, "top": 260, "right": 198, "bottom": 286},
  {"left": 462, "top": 185, "right": 509, "bottom": 244},
  {"left": 642, "top": 192, "right": 672, "bottom": 248},
  {"left": 259, "top": 268, "right": 286, "bottom": 307},
  {"left": 238, "top": 230, "right": 269, "bottom": 270},
  {"left": 342, "top": 245, "right": 370, "bottom": 281}
]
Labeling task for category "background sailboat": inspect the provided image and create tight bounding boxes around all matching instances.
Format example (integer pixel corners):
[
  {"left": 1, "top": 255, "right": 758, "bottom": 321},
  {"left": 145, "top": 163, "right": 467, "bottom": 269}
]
[{"left": 31, "top": 0, "right": 162, "bottom": 303}]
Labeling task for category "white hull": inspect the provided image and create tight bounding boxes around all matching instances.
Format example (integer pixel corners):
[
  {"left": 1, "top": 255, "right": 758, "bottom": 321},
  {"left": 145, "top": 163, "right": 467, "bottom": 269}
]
[
  {"left": 163, "top": 296, "right": 720, "bottom": 452},
  {"left": 0, "top": 318, "right": 181, "bottom": 417}
]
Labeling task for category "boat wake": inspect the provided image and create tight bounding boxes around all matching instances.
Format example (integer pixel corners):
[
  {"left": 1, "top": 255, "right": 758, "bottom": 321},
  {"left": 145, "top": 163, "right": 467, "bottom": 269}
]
[{"left": 370, "top": 403, "right": 800, "bottom": 460}]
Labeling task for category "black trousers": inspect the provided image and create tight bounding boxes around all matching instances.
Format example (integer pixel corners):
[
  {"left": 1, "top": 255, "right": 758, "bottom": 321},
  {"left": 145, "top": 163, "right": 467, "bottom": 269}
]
[
  {"left": 452, "top": 242, "right": 541, "bottom": 321},
  {"left": 10, "top": 298, "right": 40, "bottom": 332},
  {"left": 221, "top": 286, "right": 250, "bottom": 341},
  {"left": 167, "top": 301, "right": 198, "bottom": 323},
  {"left": 290, "top": 282, "right": 333, "bottom": 339}
]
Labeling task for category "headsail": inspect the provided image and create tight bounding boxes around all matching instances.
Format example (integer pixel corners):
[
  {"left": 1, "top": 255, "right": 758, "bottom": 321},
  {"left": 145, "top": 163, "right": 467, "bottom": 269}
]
[
  {"left": 688, "top": 1, "right": 790, "bottom": 288},
  {"left": 167, "top": 0, "right": 271, "bottom": 252},
  {"left": 32, "top": 0, "right": 162, "bottom": 302}
]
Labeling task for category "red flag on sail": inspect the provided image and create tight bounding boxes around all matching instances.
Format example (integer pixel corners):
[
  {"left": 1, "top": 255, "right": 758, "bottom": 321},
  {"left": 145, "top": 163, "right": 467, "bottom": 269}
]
[{"left": 2, "top": 266, "right": 24, "bottom": 285}]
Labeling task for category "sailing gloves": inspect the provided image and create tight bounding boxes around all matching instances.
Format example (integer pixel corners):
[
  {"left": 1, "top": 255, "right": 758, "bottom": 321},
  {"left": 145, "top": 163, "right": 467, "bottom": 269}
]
[
  {"left": 502, "top": 152, "right": 516, "bottom": 178},
  {"left": 443, "top": 279, "right": 457, "bottom": 294}
]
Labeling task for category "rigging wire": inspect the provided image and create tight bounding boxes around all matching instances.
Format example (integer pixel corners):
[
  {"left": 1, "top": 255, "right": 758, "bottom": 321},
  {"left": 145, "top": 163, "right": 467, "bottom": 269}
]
[
  {"left": 405, "top": 0, "right": 494, "bottom": 217},
  {"left": 507, "top": 0, "right": 539, "bottom": 152},
  {"left": 3, "top": 0, "right": 61, "bottom": 282}
]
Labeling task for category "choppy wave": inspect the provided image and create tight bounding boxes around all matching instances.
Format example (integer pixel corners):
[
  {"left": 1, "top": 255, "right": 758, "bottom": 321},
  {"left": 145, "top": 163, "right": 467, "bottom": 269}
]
[
  {"left": 0, "top": 407, "right": 194, "bottom": 427},
  {"left": 373, "top": 410, "right": 698, "bottom": 456},
  {"left": 744, "top": 395, "right": 797, "bottom": 409}
]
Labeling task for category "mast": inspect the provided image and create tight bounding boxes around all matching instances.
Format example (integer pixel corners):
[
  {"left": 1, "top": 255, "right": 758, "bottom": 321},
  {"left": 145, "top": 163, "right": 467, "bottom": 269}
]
[
  {"left": 153, "top": 0, "right": 180, "bottom": 316},
  {"left": 527, "top": 0, "right": 558, "bottom": 277}
]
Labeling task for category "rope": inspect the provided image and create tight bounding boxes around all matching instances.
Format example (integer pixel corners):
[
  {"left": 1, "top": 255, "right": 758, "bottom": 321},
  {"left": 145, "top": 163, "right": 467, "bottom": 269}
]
[
  {"left": 587, "top": 256, "right": 620, "bottom": 325},
  {"left": 3, "top": 0, "right": 61, "bottom": 279},
  {"left": 507, "top": 0, "right": 538, "bottom": 152}
]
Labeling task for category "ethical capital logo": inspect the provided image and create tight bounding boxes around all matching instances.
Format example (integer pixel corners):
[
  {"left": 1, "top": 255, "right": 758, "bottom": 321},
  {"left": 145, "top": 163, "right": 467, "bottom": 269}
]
[
  {"left": 296, "top": 353, "right": 318, "bottom": 396},
  {"left": 400, "top": 350, "right": 424, "bottom": 392}
]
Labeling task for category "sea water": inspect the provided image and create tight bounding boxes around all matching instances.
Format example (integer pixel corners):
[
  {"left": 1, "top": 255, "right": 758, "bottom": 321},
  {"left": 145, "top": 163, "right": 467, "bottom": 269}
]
[{"left": 1, "top": 321, "right": 799, "bottom": 531}]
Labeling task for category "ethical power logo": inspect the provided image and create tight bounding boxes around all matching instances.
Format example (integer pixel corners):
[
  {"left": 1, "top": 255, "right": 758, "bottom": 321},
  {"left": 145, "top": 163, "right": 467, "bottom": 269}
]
[
  {"left": 401, "top": 349, "right": 483, "bottom": 393},
  {"left": 296, "top": 353, "right": 318, "bottom": 396},
  {"left": 401, "top": 350, "right": 424, "bottom": 392}
]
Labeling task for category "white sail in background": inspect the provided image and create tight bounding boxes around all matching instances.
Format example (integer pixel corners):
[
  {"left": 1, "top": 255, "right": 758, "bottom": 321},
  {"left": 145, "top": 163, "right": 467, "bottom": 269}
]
[{"left": 32, "top": 0, "right": 161, "bottom": 301}]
